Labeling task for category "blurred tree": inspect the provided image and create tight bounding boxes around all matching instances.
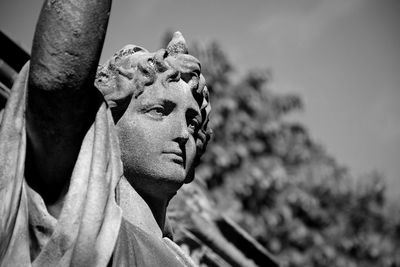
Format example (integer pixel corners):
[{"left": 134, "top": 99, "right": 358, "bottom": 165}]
[{"left": 166, "top": 34, "right": 400, "bottom": 267}]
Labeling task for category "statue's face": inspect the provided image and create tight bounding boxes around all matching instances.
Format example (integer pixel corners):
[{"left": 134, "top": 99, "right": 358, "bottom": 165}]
[{"left": 116, "top": 72, "right": 201, "bottom": 198}]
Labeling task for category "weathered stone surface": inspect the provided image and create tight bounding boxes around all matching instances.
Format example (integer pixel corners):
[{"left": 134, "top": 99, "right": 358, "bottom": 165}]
[
  {"left": 0, "top": 1, "right": 279, "bottom": 266},
  {"left": 0, "top": 1, "right": 211, "bottom": 266}
]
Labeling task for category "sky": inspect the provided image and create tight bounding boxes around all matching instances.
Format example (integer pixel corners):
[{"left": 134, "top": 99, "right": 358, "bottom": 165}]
[{"left": 1, "top": 0, "right": 399, "bottom": 198}]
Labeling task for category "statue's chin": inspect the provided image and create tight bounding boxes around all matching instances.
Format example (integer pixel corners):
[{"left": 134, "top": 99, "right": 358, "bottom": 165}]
[{"left": 124, "top": 166, "right": 188, "bottom": 200}]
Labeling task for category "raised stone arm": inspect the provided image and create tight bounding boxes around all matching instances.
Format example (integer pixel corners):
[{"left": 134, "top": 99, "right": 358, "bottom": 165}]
[
  {"left": 29, "top": 0, "right": 112, "bottom": 92},
  {"left": 26, "top": 0, "right": 112, "bottom": 207}
]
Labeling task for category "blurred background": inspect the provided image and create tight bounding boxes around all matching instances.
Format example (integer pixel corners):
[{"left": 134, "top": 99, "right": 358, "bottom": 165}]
[{"left": 1, "top": 0, "right": 399, "bottom": 266}]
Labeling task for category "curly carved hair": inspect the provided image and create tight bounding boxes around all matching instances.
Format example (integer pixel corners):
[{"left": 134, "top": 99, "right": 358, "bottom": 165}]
[{"left": 95, "top": 32, "right": 211, "bottom": 166}]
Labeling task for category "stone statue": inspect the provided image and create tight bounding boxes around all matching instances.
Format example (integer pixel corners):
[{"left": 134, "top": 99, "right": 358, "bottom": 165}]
[{"left": 0, "top": 0, "right": 210, "bottom": 266}]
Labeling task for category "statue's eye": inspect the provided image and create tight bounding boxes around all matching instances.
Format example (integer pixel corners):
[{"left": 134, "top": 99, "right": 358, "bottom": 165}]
[
  {"left": 181, "top": 71, "right": 199, "bottom": 84},
  {"left": 188, "top": 117, "right": 200, "bottom": 133},
  {"left": 193, "top": 70, "right": 200, "bottom": 78},
  {"left": 145, "top": 101, "right": 175, "bottom": 120},
  {"left": 146, "top": 106, "right": 166, "bottom": 119},
  {"left": 181, "top": 73, "right": 192, "bottom": 83}
]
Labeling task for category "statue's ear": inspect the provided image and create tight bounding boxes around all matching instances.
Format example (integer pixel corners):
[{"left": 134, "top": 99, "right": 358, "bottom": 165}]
[{"left": 166, "top": 31, "right": 188, "bottom": 55}]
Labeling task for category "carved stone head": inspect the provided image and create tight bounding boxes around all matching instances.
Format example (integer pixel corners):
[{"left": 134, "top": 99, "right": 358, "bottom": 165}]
[{"left": 95, "top": 32, "right": 211, "bottom": 198}]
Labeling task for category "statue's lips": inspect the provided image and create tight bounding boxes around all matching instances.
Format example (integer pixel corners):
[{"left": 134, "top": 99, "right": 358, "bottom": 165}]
[{"left": 162, "top": 150, "right": 184, "bottom": 164}]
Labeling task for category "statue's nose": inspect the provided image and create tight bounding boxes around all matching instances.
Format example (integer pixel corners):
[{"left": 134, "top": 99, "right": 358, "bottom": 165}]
[{"left": 173, "top": 116, "right": 190, "bottom": 146}]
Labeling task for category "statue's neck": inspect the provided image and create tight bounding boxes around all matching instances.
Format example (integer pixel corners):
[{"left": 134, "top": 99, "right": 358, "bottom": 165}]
[
  {"left": 117, "top": 177, "right": 169, "bottom": 238},
  {"left": 138, "top": 192, "right": 169, "bottom": 232}
]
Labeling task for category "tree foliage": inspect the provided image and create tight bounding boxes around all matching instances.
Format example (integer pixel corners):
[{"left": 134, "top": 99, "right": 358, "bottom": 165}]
[{"left": 166, "top": 34, "right": 400, "bottom": 266}]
